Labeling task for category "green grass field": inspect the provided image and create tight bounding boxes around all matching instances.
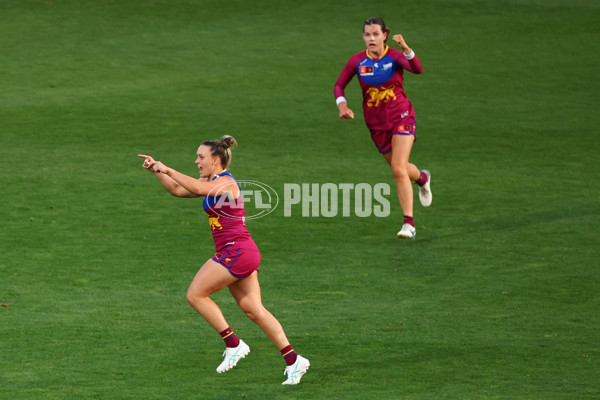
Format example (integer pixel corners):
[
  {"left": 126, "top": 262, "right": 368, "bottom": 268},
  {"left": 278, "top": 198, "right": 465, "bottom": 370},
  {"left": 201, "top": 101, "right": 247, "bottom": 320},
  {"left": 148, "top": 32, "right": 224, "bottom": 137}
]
[{"left": 1, "top": 0, "right": 599, "bottom": 399}]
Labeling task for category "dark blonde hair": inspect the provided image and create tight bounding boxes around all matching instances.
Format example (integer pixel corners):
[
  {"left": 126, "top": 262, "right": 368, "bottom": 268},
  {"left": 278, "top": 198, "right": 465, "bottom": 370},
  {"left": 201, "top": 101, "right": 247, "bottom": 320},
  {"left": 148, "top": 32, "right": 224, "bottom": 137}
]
[
  {"left": 364, "top": 17, "right": 391, "bottom": 42},
  {"left": 202, "top": 135, "right": 238, "bottom": 169}
]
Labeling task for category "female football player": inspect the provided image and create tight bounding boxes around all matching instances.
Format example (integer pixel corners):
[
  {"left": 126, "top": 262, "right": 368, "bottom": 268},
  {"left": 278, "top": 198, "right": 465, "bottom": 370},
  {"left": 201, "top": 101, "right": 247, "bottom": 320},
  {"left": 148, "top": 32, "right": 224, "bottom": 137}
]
[
  {"left": 138, "top": 136, "right": 309, "bottom": 384},
  {"left": 334, "top": 17, "right": 432, "bottom": 239}
]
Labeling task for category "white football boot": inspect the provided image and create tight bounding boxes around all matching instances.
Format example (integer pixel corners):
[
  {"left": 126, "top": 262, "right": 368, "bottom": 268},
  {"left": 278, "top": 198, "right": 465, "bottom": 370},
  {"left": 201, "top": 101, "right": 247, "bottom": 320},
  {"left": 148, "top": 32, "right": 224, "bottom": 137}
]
[
  {"left": 397, "top": 223, "right": 416, "bottom": 239},
  {"left": 282, "top": 355, "right": 310, "bottom": 385},
  {"left": 418, "top": 170, "right": 432, "bottom": 207},
  {"left": 216, "top": 340, "right": 250, "bottom": 373}
]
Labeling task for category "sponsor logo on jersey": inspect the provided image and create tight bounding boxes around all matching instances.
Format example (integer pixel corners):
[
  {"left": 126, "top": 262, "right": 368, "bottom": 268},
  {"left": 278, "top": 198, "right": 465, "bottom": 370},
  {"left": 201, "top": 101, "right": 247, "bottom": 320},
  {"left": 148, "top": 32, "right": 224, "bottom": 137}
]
[{"left": 359, "top": 66, "right": 374, "bottom": 76}]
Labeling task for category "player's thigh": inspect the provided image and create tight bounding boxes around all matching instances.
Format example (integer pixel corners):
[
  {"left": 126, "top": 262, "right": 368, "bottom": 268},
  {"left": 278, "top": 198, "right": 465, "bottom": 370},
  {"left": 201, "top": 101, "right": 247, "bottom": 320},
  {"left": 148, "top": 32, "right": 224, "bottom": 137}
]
[
  {"left": 228, "top": 271, "right": 264, "bottom": 312},
  {"left": 188, "top": 259, "right": 239, "bottom": 298},
  {"left": 390, "top": 134, "right": 415, "bottom": 168}
]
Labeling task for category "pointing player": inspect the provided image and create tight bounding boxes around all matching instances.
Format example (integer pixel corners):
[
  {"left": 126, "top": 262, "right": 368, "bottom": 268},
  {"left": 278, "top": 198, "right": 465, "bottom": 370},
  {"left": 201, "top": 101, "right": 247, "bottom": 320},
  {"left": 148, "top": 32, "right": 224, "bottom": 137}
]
[
  {"left": 334, "top": 17, "right": 432, "bottom": 239},
  {"left": 138, "top": 136, "right": 309, "bottom": 384}
]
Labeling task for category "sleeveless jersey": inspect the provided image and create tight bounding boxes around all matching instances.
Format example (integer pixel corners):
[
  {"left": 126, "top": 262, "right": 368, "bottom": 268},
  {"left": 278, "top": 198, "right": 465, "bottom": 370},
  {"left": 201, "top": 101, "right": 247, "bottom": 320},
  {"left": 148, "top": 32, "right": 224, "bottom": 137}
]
[{"left": 203, "top": 170, "right": 254, "bottom": 252}]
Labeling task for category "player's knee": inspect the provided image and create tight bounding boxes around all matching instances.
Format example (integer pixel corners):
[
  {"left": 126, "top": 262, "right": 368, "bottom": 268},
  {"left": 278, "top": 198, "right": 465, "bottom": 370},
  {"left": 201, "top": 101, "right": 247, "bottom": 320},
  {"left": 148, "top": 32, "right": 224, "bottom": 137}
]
[
  {"left": 243, "top": 310, "right": 257, "bottom": 321},
  {"left": 186, "top": 291, "right": 197, "bottom": 307},
  {"left": 242, "top": 305, "right": 266, "bottom": 322},
  {"left": 186, "top": 286, "right": 207, "bottom": 307},
  {"left": 391, "top": 164, "right": 409, "bottom": 180}
]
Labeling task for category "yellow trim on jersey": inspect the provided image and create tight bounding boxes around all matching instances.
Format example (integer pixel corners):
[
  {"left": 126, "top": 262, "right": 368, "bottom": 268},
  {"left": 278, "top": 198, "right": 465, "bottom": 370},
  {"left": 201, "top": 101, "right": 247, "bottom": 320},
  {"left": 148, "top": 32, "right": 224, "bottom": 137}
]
[
  {"left": 366, "top": 45, "right": 389, "bottom": 60},
  {"left": 211, "top": 169, "right": 228, "bottom": 181}
]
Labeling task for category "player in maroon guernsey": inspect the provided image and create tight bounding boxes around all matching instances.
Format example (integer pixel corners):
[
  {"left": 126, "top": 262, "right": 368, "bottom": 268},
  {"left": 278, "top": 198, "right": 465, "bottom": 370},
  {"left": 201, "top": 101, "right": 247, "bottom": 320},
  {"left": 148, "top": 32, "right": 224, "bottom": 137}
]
[
  {"left": 334, "top": 17, "right": 433, "bottom": 239},
  {"left": 138, "top": 136, "right": 309, "bottom": 385}
]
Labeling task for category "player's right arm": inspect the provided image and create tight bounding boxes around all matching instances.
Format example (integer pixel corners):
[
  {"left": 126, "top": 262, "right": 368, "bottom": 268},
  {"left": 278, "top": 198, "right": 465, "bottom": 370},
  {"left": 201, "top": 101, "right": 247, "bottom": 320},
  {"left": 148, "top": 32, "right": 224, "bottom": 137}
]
[
  {"left": 337, "top": 101, "right": 355, "bottom": 120},
  {"left": 334, "top": 57, "right": 357, "bottom": 120},
  {"left": 139, "top": 154, "right": 239, "bottom": 199},
  {"left": 138, "top": 154, "right": 198, "bottom": 198}
]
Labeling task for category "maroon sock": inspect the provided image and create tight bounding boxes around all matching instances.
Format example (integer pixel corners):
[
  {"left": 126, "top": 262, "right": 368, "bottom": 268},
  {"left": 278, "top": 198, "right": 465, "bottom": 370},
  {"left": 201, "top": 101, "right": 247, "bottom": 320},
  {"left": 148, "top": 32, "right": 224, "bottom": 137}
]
[
  {"left": 219, "top": 327, "right": 240, "bottom": 348},
  {"left": 404, "top": 215, "right": 415, "bottom": 227},
  {"left": 416, "top": 171, "right": 428, "bottom": 186},
  {"left": 280, "top": 345, "right": 298, "bottom": 366}
]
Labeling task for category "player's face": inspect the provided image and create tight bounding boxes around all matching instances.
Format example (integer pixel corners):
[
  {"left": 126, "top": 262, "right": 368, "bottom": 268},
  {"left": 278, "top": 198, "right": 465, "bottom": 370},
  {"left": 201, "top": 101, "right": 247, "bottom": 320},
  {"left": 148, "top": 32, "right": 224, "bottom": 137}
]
[
  {"left": 363, "top": 24, "right": 387, "bottom": 56},
  {"left": 195, "top": 145, "right": 218, "bottom": 178}
]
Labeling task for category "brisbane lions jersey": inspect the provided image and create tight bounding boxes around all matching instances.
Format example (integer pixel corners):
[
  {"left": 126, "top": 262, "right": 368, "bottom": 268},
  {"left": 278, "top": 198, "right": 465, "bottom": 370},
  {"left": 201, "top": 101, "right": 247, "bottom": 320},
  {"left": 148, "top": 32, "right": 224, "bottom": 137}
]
[
  {"left": 334, "top": 46, "right": 422, "bottom": 131},
  {"left": 203, "top": 170, "right": 254, "bottom": 252}
]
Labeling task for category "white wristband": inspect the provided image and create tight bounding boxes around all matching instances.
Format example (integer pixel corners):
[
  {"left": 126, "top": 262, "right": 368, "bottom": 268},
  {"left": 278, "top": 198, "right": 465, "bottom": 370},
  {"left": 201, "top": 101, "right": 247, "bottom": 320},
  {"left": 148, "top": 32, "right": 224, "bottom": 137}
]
[
  {"left": 336, "top": 96, "right": 347, "bottom": 106},
  {"left": 405, "top": 49, "right": 415, "bottom": 60}
]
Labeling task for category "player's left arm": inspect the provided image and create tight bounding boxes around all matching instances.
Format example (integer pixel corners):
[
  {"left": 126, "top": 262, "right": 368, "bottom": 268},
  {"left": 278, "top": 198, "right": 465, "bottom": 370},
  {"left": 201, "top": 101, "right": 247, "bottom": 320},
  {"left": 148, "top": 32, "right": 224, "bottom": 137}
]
[{"left": 392, "top": 34, "right": 423, "bottom": 74}]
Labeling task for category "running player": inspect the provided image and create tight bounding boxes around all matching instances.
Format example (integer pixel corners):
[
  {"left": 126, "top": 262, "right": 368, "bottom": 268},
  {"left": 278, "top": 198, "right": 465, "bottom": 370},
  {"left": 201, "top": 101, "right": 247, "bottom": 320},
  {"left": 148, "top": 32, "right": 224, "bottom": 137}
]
[
  {"left": 138, "top": 136, "right": 309, "bottom": 384},
  {"left": 334, "top": 17, "right": 432, "bottom": 239}
]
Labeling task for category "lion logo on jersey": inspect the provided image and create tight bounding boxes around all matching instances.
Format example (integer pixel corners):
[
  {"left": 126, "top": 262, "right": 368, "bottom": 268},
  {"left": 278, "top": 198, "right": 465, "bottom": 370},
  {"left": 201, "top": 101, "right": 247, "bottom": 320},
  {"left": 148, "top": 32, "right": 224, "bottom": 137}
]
[
  {"left": 208, "top": 214, "right": 223, "bottom": 231},
  {"left": 366, "top": 85, "right": 396, "bottom": 107}
]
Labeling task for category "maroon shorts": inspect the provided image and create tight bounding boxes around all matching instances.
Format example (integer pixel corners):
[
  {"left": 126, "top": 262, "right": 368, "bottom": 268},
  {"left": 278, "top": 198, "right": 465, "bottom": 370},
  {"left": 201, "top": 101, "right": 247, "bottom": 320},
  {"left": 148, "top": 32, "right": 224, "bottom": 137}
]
[
  {"left": 370, "top": 109, "right": 417, "bottom": 154},
  {"left": 212, "top": 244, "right": 261, "bottom": 279}
]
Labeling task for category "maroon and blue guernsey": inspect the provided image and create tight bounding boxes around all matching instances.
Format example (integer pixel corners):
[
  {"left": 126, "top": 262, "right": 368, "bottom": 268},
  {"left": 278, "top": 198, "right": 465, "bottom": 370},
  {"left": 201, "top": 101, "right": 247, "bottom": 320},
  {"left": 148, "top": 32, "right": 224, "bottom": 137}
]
[
  {"left": 334, "top": 46, "right": 423, "bottom": 131},
  {"left": 203, "top": 170, "right": 255, "bottom": 253}
]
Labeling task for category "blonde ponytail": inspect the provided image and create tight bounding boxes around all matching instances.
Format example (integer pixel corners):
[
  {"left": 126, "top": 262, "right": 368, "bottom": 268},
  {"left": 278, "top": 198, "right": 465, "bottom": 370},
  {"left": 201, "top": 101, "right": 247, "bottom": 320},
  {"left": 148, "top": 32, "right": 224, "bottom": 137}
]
[{"left": 202, "top": 136, "right": 238, "bottom": 169}]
